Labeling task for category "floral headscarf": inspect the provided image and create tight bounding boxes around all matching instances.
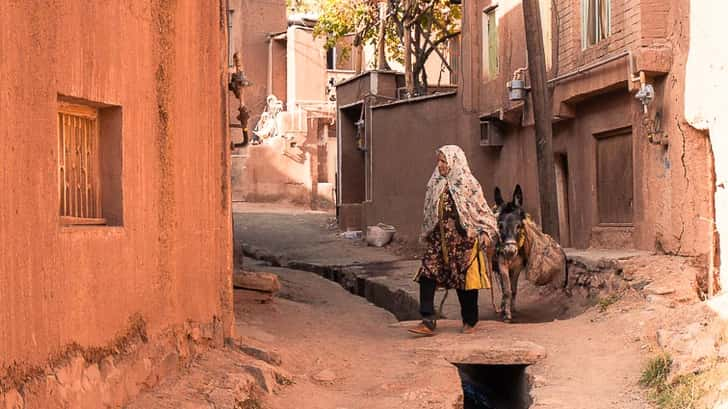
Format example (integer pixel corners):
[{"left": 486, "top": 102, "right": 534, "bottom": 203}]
[{"left": 421, "top": 145, "right": 497, "bottom": 246}]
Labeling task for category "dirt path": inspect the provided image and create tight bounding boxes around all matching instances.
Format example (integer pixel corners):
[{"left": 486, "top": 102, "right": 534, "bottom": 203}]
[
  {"left": 124, "top": 254, "right": 705, "bottom": 408},
  {"left": 237, "top": 259, "right": 462, "bottom": 409},
  {"left": 240, "top": 257, "right": 659, "bottom": 409}
]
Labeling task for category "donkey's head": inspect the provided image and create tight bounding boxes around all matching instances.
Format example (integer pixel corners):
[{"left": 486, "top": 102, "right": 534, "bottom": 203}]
[{"left": 494, "top": 184, "right": 526, "bottom": 260}]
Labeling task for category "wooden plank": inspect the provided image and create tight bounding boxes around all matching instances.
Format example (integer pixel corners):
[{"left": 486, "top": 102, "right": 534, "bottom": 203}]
[
  {"left": 60, "top": 216, "right": 107, "bottom": 226},
  {"left": 233, "top": 288, "right": 274, "bottom": 304},
  {"left": 81, "top": 117, "right": 87, "bottom": 218},
  {"left": 58, "top": 113, "right": 65, "bottom": 215},
  {"left": 233, "top": 272, "right": 281, "bottom": 293},
  {"left": 63, "top": 114, "right": 69, "bottom": 216},
  {"left": 93, "top": 118, "right": 101, "bottom": 218},
  {"left": 58, "top": 102, "right": 97, "bottom": 119}
]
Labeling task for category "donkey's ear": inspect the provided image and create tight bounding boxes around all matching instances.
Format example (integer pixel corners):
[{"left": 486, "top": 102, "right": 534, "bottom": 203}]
[
  {"left": 513, "top": 184, "right": 523, "bottom": 207},
  {"left": 494, "top": 187, "right": 504, "bottom": 206}
]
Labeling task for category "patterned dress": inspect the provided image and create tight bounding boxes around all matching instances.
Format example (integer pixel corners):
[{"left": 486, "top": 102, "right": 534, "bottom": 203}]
[{"left": 417, "top": 190, "right": 478, "bottom": 290}]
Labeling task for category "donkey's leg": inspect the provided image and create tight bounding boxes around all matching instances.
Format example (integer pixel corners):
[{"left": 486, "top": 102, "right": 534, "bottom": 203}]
[
  {"left": 510, "top": 265, "right": 522, "bottom": 315},
  {"left": 492, "top": 261, "right": 502, "bottom": 313},
  {"left": 498, "top": 260, "right": 513, "bottom": 322}
]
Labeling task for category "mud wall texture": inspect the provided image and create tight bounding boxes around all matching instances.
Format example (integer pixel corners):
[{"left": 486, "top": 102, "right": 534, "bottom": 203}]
[
  {"left": 684, "top": 0, "right": 727, "bottom": 292},
  {"left": 287, "top": 27, "right": 328, "bottom": 107},
  {"left": 0, "top": 0, "right": 233, "bottom": 387}
]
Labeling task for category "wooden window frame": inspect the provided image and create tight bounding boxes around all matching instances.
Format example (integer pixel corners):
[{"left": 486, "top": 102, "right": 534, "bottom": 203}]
[
  {"left": 482, "top": 5, "right": 499, "bottom": 81},
  {"left": 581, "top": 0, "right": 611, "bottom": 49},
  {"left": 58, "top": 102, "right": 106, "bottom": 226}
]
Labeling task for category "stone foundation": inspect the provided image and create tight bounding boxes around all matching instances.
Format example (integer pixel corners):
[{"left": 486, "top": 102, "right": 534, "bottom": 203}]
[{"left": 0, "top": 316, "right": 227, "bottom": 409}]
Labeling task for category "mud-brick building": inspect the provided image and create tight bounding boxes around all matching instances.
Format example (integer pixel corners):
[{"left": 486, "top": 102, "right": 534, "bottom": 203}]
[
  {"left": 338, "top": 0, "right": 717, "bottom": 280},
  {"left": 458, "top": 0, "right": 713, "bottom": 257},
  {"left": 229, "top": 4, "right": 342, "bottom": 208},
  {"left": 0, "top": 2, "right": 234, "bottom": 407}
]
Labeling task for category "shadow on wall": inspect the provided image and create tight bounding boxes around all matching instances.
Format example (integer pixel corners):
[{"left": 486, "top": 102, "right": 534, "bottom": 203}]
[{"left": 231, "top": 139, "right": 335, "bottom": 209}]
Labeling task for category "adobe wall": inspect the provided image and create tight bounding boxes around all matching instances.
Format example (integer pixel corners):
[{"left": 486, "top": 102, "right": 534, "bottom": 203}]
[
  {"left": 0, "top": 0, "right": 233, "bottom": 400},
  {"left": 366, "top": 93, "right": 462, "bottom": 242},
  {"left": 231, "top": 0, "right": 287, "bottom": 120},
  {"left": 287, "top": 27, "right": 328, "bottom": 106},
  {"left": 237, "top": 141, "right": 313, "bottom": 206},
  {"left": 237, "top": 118, "right": 336, "bottom": 208},
  {"left": 685, "top": 0, "right": 727, "bottom": 292},
  {"left": 336, "top": 71, "right": 404, "bottom": 223},
  {"left": 639, "top": 0, "right": 713, "bottom": 259}
]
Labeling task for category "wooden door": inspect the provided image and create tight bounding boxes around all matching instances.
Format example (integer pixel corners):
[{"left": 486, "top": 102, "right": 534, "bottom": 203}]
[{"left": 596, "top": 128, "right": 633, "bottom": 225}]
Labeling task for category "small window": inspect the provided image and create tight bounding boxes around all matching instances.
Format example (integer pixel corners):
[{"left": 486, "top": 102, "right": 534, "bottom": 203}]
[
  {"left": 326, "top": 48, "right": 335, "bottom": 70},
  {"left": 448, "top": 35, "right": 461, "bottom": 85},
  {"left": 326, "top": 44, "right": 354, "bottom": 71},
  {"left": 57, "top": 98, "right": 123, "bottom": 226},
  {"left": 581, "top": 0, "right": 611, "bottom": 48},
  {"left": 482, "top": 6, "right": 498, "bottom": 80},
  {"left": 58, "top": 103, "right": 104, "bottom": 225}
]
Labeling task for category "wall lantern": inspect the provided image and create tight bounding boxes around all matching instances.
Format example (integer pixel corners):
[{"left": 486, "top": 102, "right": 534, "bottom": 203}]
[
  {"left": 507, "top": 79, "right": 530, "bottom": 101},
  {"left": 507, "top": 68, "right": 530, "bottom": 101}
]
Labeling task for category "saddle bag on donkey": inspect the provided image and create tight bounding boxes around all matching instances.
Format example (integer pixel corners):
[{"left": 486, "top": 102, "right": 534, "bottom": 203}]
[{"left": 522, "top": 218, "right": 566, "bottom": 287}]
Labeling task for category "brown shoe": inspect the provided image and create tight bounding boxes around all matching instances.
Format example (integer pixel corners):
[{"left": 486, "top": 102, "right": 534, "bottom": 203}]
[
  {"left": 408, "top": 321, "right": 436, "bottom": 336},
  {"left": 462, "top": 323, "right": 477, "bottom": 334}
]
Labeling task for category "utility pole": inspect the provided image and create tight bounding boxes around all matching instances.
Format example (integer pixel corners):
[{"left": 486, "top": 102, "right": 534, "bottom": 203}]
[{"left": 522, "top": 0, "right": 560, "bottom": 239}]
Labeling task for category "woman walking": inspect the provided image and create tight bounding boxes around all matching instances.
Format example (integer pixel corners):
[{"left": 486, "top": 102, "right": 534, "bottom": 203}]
[{"left": 409, "top": 145, "right": 497, "bottom": 336}]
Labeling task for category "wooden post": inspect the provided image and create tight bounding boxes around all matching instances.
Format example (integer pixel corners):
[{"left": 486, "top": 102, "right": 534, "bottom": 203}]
[{"left": 522, "top": 0, "right": 560, "bottom": 238}]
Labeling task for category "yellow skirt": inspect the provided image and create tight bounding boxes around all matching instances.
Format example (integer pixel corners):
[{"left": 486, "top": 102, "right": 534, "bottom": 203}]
[{"left": 465, "top": 239, "right": 491, "bottom": 290}]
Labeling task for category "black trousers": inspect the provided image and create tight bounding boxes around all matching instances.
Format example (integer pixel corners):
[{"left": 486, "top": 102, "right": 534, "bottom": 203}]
[{"left": 419, "top": 276, "right": 479, "bottom": 326}]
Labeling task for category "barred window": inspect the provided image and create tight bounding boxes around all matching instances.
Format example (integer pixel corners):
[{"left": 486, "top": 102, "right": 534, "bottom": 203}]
[{"left": 58, "top": 103, "right": 104, "bottom": 225}]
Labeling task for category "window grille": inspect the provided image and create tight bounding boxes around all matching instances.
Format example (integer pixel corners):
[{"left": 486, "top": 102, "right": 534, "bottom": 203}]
[{"left": 58, "top": 103, "right": 105, "bottom": 225}]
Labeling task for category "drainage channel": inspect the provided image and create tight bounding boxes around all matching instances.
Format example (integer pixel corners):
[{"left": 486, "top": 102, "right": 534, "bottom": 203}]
[
  {"left": 422, "top": 340, "right": 546, "bottom": 409},
  {"left": 458, "top": 364, "right": 532, "bottom": 409},
  {"left": 241, "top": 245, "right": 421, "bottom": 320}
]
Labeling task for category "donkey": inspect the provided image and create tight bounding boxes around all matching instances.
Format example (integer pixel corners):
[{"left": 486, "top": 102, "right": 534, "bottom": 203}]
[
  {"left": 492, "top": 184, "right": 570, "bottom": 322},
  {"left": 492, "top": 184, "right": 528, "bottom": 322}
]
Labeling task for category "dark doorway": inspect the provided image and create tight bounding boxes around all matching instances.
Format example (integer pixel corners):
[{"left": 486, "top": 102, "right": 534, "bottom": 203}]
[
  {"left": 317, "top": 121, "right": 329, "bottom": 183},
  {"left": 554, "top": 153, "right": 571, "bottom": 247},
  {"left": 339, "top": 104, "right": 366, "bottom": 204}
]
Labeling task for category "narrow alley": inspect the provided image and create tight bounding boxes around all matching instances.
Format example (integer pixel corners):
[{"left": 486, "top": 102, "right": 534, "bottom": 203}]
[{"left": 3, "top": 1, "right": 728, "bottom": 409}]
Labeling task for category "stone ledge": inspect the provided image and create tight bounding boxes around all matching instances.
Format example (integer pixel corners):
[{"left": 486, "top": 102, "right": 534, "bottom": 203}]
[
  {"left": 419, "top": 340, "right": 547, "bottom": 366},
  {"left": 1, "top": 317, "right": 229, "bottom": 409}
]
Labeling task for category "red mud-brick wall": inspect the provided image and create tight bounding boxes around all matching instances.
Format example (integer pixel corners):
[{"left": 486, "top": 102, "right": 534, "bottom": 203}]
[
  {"left": 0, "top": 0, "right": 232, "bottom": 375},
  {"left": 558, "top": 0, "right": 642, "bottom": 73},
  {"left": 639, "top": 0, "right": 670, "bottom": 47}
]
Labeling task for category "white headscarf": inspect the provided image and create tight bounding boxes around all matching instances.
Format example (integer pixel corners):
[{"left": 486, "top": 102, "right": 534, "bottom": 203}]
[{"left": 421, "top": 145, "right": 497, "bottom": 245}]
